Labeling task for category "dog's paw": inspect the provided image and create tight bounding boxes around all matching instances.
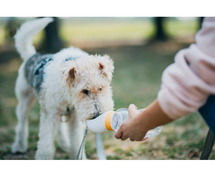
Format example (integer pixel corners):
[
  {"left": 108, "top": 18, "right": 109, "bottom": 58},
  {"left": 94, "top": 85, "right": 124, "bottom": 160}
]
[
  {"left": 11, "top": 142, "right": 27, "bottom": 153},
  {"left": 35, "top": 152, "right": 54, "bottom": 160},
  {"left": 59, "top": 144, "right": 70, "bottom": 152}
]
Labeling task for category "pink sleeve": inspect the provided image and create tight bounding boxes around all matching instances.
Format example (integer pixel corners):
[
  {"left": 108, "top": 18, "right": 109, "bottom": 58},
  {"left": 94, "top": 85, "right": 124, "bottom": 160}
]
[{"left": 158, "top": 17, "right": 215, "bottom": 120}]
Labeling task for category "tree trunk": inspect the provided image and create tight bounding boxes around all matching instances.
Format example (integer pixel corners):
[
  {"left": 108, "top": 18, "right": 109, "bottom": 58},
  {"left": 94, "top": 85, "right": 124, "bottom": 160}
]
[
  {"left": 154, "top": 17, "right": 167, "bottom": 41},
  {"left": 43, "top": 17, "right": 64, "bottom": 53},
  {"left": 199, "top": 17, "right": 204, "bottom": 30}
]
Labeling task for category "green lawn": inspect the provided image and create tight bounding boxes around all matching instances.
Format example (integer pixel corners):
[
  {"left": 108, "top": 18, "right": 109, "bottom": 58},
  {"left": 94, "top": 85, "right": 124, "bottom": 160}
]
[
  {"left": 60, "top": 18, "right": 154, "bottom": 43},
  {"left": 0, "top": 17, "right": 213, "bottom": 160},
  {"left": 0, "top": 17, "right": 199, "bottom": 46}
]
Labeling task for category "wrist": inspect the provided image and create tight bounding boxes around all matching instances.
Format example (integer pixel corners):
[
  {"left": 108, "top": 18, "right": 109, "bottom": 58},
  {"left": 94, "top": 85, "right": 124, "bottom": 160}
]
[
  {"left": 136, "top": 99, "right": 173, "bottom": 131},
  {"left": 133, "top": 110, "right": 152, "bottom": 133}
]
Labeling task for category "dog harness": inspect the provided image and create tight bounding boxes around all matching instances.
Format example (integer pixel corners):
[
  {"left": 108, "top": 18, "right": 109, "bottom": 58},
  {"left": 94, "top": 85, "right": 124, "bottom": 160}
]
[
  {"left": 24, "top": 53, "right": 53, "bottom": 94},
  {"left": 25, "top": 53, "right": 80, "bottom": 94}
]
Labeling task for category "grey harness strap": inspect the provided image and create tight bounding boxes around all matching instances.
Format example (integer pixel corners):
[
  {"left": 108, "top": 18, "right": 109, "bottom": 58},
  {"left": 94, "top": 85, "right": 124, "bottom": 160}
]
[
  {"left": 65, "top": 57, "right": 79, "bottom": 61},
  {"left": 33, "top": 57, "right": 53, "bottom": 75},
  {"left": 32, "top": 57, "right": 53, "bottom": 93},
  {"left": 24, "top": 53, "right": 53, "bottom": 94},
  {"left": 25, "top": 53, "right": 79, "bottom": 94}
]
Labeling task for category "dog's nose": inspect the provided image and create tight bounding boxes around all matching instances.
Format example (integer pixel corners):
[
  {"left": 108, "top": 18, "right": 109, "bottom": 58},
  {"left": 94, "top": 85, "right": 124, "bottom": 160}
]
[{"left": 92, "top": 113, "right": 100, "bottom": 119}]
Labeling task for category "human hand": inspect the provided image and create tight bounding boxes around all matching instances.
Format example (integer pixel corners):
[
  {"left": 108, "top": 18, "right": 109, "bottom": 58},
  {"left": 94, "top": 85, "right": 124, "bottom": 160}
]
[{"left": 115, "top": 104, "right": 147, "bottom": 141}]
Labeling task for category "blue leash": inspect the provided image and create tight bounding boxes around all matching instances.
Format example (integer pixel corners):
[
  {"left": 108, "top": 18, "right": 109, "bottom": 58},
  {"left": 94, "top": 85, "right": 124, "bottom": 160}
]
[{"left": 75, "top": 128, "right": 88, "bottom": 160}]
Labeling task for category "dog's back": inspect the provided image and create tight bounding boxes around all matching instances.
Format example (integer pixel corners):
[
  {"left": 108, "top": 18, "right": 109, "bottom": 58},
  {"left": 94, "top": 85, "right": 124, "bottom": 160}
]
[{"left": 14, "top": 18, "right": 55, "bottom": 93}]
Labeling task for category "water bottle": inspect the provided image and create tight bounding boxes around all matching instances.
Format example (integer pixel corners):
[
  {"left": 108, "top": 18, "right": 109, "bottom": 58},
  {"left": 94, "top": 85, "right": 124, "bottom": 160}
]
[{"left": 87, "top": 108, "right": 162, "bottom": 139}]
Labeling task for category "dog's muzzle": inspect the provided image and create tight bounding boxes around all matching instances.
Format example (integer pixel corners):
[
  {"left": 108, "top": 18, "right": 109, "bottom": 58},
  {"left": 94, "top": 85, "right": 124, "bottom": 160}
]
[{"left": 92, "top": 112, "right": 100, "bottom": 119}]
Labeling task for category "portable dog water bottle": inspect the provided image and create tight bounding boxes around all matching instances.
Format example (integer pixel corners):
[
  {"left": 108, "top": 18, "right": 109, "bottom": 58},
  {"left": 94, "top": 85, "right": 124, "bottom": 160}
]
[{"left": 87, "top": 108, "right": 162, "bottom": 138}]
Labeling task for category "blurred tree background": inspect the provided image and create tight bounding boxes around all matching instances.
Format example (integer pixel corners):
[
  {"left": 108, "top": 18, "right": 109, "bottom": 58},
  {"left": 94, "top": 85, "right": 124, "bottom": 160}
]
[{"left": 0, "top": 17, "right": 213, "bottom": 160}]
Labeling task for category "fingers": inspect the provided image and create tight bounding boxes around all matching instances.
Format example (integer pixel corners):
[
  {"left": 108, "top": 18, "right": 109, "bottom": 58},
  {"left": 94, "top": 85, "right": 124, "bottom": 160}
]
[
  {"left": 130, "top": 134, "right": 147, "bottom": 142},
  {"left": 121, "top": 133, "right": 128, "bottom": 140},
  {"left": 115, "top": 131, "right": 128, "bottom": 141},
  {"left": 115, "top": 104, "right": 140, "bottom": 141},
  {"left": 115, "top": 125, "right": 123, "bottom": 139},
  {"left": 130, "top": 137, "right": 135, "bottom": 141},
  {"left": 115, "top": 125, "right": 128, "bottom": 140},
  {"left": 130, "top": 137, "right": 146, "bottom": 142},
  {"left": 116, "top": 129, "right": 147, "bottom": 142},
  {"left": 128, "top": 104, "right": 138, "bottom": 115},
  {"left": 142, "top": 137, "right": 148, "bottom": 141},
  {"left": 128, "top": 104, "right": 139, "bottom": 121}
]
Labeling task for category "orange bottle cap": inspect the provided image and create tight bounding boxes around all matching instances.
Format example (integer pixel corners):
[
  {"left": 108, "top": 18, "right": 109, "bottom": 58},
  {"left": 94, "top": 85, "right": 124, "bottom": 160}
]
[{"left": 104, "top": 111, "right": 114, "bottom": 131}]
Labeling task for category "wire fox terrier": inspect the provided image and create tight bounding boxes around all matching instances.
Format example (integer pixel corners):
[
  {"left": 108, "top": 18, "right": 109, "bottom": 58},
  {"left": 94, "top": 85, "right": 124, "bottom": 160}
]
[{"left": 11, "top": 18, "right": 114, "bottom": 159}]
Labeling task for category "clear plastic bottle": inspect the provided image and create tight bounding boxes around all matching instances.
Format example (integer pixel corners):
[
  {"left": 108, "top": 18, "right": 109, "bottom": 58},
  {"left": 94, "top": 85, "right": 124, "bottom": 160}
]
[{"left": 87, "top": 108, "right": 163, "bottom": 139}]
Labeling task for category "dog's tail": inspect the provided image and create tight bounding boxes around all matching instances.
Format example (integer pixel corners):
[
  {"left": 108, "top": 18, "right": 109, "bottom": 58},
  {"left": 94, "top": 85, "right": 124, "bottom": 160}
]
[{"left": 14, "top": 17, "right": 54, "bottom": 60}]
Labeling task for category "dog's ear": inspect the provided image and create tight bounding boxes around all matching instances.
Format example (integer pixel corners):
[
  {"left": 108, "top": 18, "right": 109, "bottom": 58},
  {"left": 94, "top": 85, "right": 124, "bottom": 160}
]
[
  {"left": 98, "top": 55, "right": 114, "bottom": 82},
  {"left": 66, "top": 67, "right": 76, "bottom": 86}
]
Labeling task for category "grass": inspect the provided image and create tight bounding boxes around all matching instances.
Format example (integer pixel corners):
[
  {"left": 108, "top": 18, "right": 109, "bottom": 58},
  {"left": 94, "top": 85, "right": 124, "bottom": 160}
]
[
  {"left": 0, "top": 17, "right": 198, "bottom": 46},
  {"left": 0, "top": 17, "right": 214, "bottom": 160},
  {"left": 60, "top": 18, "right": 154, "bottom": 44},
  {"left": 165, "top": 18, "right": 199, "bottom": 38}
]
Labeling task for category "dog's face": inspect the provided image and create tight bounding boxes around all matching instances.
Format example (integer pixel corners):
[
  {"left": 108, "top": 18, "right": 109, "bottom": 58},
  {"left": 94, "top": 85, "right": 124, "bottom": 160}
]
[{"left": 65, "top": 55, "right": 114, "bottom": 121}]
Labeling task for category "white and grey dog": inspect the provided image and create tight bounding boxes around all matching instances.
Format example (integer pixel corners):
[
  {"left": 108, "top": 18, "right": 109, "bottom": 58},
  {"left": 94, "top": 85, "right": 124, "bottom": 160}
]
[{"left": 12, "top": 18, "right": 114, "bottom": 159}]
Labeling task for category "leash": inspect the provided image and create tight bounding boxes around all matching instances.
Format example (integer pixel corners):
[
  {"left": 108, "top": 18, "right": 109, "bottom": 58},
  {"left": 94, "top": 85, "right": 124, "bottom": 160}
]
[
  {"left": 75, "top": 128, "right": 88, "bottom": 160},
  {"left": 75, "top": 129, "right": 107, "bottom": 160}
]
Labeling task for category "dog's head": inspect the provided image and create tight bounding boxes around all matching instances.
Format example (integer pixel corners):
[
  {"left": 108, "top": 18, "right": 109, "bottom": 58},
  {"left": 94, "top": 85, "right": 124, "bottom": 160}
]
[{"left": 63, "top": 54, "right": 114, "bottom": 121}]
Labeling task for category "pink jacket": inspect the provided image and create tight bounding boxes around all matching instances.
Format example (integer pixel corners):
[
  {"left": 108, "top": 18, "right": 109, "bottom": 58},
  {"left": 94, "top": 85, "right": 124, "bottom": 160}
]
[{"left": 158, "top": 17, "right": 215, "bottom": 119}]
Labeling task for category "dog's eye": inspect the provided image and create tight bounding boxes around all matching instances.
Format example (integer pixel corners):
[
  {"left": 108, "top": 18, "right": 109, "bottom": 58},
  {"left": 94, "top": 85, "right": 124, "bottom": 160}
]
[
  {"left": 82, "top": 89, "right": 89, "bottom": 95},
  {"left": 99, "top": 87, "right": 102, "bottom": 91}
]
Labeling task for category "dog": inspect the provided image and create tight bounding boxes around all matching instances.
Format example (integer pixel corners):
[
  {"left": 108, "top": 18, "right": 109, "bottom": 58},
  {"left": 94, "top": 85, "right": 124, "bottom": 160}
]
[{"left": 11, "top": 18, "right": 114, "bottom": 159}]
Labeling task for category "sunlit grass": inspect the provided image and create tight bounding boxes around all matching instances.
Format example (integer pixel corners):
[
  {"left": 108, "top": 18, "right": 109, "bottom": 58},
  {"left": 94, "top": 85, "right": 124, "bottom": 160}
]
[
  {"left": 0, "top": 17, "right": 198, "bottom": 47},
  {"left": 60, "top": 18, "right": 154, "bottom": 43},
  {"left": 0, "top": 26, "right": 6, "bottom": 45},
  {"left": 166, "top": 18, "right": 199, "bottom": 38}
]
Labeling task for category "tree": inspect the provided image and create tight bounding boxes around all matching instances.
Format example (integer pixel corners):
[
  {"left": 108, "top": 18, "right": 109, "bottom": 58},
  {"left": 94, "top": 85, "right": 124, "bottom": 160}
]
[
  {"left": 199, "top": 17, "right": 204, "bottom": 29},
  {"left": 153, "top": 17, "right": 167, "bottom": 41},
  {"left": 42, "top": 17, "right": 64, "bottom": 53},
  {"left": 5, "top": 17, "right": 20, "bottom": 42}
]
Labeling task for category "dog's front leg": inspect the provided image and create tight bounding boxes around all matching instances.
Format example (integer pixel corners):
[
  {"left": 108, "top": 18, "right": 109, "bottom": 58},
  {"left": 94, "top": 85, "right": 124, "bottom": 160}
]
[
  {"left": 35, "top": 111, "right": 58, "bottom": 160},
  {"left": 56, "top": 117, "right": 70, "bottom": 152},
  {"left": 68, "top": 113, "right": 87, "bottom": 160}
]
